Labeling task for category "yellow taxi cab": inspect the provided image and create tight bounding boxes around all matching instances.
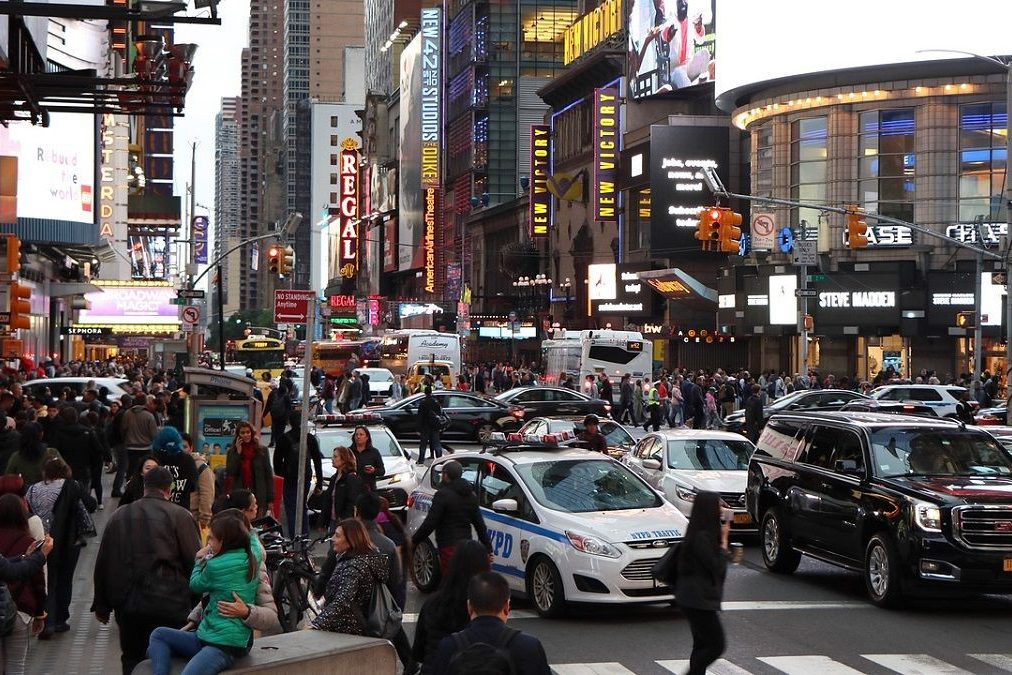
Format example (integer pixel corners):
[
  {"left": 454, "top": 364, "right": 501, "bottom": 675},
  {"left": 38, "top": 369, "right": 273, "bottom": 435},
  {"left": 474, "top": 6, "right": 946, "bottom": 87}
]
[{"left": 406, "top": 359, "right": 455, "bottom": 393}]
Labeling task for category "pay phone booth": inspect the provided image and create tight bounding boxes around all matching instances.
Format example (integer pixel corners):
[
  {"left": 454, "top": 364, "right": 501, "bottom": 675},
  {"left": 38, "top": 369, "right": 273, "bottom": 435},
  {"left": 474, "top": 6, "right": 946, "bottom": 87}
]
[{"left": 184, "top": 367, "right": 262, "bottom": 471}]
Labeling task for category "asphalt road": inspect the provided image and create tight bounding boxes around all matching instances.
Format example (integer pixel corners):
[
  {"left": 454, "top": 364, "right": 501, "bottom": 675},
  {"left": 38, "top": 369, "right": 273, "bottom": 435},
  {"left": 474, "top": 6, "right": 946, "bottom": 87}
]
[{"left": 26, "top": 445, "right": 1012, "bottom": 675}]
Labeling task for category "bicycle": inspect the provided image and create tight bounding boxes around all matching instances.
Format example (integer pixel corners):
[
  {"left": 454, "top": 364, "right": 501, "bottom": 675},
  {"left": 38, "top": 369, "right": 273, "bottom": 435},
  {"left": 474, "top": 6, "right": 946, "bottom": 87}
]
[{"left": 261, "top": 529, "right": 330, "bottom": 632}]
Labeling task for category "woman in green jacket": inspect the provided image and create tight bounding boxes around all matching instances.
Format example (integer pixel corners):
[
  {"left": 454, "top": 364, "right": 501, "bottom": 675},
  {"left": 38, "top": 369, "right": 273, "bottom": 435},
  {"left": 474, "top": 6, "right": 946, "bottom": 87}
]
[{"left": 147, "top": 511, "right": 261, "bottom": 674}]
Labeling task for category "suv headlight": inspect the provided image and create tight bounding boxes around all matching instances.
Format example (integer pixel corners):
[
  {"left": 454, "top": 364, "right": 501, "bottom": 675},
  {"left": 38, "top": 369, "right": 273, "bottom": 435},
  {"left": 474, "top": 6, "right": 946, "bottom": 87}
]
[
  {"left": 565, "top": 530, "right": 621, "bottom": 558},
  {"left": 913, "top": 501, "right": 942, "bottom": 532},
  {"left": 675, "top": 485, "right": 697, "bottom": 503}
]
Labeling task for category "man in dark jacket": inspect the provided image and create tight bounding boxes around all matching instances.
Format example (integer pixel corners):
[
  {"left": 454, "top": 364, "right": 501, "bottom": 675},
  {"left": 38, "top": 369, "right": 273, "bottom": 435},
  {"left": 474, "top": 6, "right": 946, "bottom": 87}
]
[
  {"left": 411, "top": 460, "right": 492, "bottom": 571},
  {"left": 265, "top": 381, "right": 292, "bottom": 447},
  {"left": 423, "top": 572, "right": 550, "bottom": 675},
  {"left": 151, "top": 425, "right": 198, "bottom": 509},
  {"left": 0, "top": 411, "right": 19, "bottom": 477},
  {"left": 744, "top": 384, "right": 765, "bottom": 443},
  {"left": 577, "top": 414, "right": 608, "bottom": 454},
  {"left": 686, "top": 377, "right": 706, "bottom": 429},
  {"left": 274, "top": 410, "right": 324, "bottom": 535},
  {"left": 416, "top": 386, "right": 444, "bottom": 465},
  {"left": 92, "top": 467, "right": 201, "bottom": 675},
  {"left": 121, "top": 393, "right": 158, "bottom": 478},
  {"left": 347, "top": 371, "right": 364, "bottom": 411},
  {"left": 617, "top": 374, "right": 634, "bottom": 424},
  {"left": 51, "top": 406, "right": 100, "bottom": 490}
]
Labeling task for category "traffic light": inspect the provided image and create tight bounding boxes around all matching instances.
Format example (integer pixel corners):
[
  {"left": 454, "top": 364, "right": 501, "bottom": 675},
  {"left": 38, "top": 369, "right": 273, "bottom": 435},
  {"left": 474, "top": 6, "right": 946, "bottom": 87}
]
[
  {"left": 846, "top": 206, "right": 869, "bottom": 249},
  {"left": 278, "top": 246, "right": 295, "bottom": 276},
  {"left": 695, "top": 207, "right": 742, "bottom": 253},
  {"left": 8, "top": 281, "right": 30, "bottom": 330},
  {"left": 956, "top": 311, "right": 976, "bottom": 329},
  {"left": 267, "top": 245, "right": 281, "bottom": 276},
  {"left": 3, "top": 236, "right": 20, "bottom": 275}
]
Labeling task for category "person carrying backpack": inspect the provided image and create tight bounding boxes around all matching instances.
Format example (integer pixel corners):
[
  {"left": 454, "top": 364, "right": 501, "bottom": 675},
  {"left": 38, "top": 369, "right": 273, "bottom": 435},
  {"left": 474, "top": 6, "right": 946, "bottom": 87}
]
[{"left": 423, "top": 571, "right": 550, "bottom": 675}]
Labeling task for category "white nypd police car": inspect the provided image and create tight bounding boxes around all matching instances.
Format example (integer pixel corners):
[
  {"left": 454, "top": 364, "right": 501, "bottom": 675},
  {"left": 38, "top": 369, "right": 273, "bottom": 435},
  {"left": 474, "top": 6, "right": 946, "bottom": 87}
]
[{"left": 407, "top": 432, "right": 688, "bottom": 617}]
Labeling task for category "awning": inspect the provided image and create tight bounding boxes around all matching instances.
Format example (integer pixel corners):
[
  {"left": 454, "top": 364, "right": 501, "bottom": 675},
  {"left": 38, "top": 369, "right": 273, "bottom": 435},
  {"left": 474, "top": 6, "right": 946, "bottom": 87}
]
[
  {"left": 635, "top": 268, "right": 718, "bottom": 310},
  {"left": 48, "top": 281, "right": 103, "bottom": 298}
]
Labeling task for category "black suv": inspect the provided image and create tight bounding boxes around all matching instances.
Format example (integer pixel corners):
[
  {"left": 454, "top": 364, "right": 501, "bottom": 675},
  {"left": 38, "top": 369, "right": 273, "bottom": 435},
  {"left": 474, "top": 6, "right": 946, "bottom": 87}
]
[{"left": 746, "top": 411, "right": 1012, "bottom": 606}]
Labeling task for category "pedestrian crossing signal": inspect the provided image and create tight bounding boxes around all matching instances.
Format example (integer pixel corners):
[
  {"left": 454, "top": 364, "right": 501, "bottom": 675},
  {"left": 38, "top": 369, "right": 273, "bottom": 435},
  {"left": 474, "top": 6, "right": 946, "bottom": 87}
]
[
  {"left": 956, "top": 311, "right": 975, "bottom": 329},
  {"left": 696, "top": 207, "right": 742, "bottom": 253}
]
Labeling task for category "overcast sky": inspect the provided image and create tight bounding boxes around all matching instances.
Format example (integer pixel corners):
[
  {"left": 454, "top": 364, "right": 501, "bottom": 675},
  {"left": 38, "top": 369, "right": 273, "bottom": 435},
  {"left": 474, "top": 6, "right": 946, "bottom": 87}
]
[{"left": 172, "top": 1, "right": 249, "bottom": 248}]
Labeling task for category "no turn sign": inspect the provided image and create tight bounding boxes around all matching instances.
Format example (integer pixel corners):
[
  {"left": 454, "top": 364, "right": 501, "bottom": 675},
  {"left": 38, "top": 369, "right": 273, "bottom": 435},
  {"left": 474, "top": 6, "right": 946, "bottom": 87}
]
[
  {"left": 180, "top": 305, "right": 201, "bottom": 332},
  {"left": 751, "top": 213, "right": 776, "bottom": 251}
]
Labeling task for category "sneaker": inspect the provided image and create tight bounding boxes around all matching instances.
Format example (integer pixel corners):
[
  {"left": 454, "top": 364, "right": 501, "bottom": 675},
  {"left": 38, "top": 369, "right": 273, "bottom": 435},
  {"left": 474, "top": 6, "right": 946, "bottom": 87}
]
[{"left": 97, "top": 503, "right": 104, "bottom": 511}]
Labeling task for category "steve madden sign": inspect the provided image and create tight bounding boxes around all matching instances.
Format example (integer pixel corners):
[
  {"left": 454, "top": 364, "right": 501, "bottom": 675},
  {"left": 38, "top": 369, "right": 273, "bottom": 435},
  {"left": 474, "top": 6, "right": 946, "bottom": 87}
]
[{"left": 819, "top": 291, "right": 896, "bottom": 308}]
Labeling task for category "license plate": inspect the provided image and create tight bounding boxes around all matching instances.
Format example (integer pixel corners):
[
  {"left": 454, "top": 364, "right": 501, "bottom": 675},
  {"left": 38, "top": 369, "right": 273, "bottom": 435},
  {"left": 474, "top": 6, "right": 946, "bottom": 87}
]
[
  {"left": 1004, "top": 558, "right": 1012, "bottom": 572},
  {"left": 733, "top": 513, "right": 752, "bottom": 525}
]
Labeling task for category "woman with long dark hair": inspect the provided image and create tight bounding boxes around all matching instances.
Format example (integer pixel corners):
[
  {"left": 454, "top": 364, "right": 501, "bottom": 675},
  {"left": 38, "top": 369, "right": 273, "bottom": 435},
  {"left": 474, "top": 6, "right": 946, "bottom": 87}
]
[
  {"left": 4, "top": 423, "right": 59, "bottom": 487},
  {"left": 350, "top": 426, "right": 384, "bottom": 491},
  {"left": 411, "top": 540, "right": 491, "bottom": 667},
  {"left": 224, "top": 422, "right": 274, "bottom": 518},
  {"left": 675, "top": 491, "right": 731, "bottom": 675},
  {"left": 0, "top": 493, "right": 46, "bottom": 672},
  {"left": 311, "top": 518, "right": 388, "bottom": 635}
]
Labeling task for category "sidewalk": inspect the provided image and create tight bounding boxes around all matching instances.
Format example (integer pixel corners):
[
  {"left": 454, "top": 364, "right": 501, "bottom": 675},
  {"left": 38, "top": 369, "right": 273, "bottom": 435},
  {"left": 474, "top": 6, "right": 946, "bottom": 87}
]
[{"left": 25, "top": 477, "right": 121, "bottom": 674}]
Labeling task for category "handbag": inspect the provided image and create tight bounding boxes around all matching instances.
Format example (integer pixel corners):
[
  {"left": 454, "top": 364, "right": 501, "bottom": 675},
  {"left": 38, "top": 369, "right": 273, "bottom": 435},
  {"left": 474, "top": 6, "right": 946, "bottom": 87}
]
[
  {"left": 651, "top": 542, "right": 681, "bottom": 587},
  {"left": 353, "top": 579, "right": 403, "bottom": 640},
  {"left": 437, "top": 412, "right": 452, "bottom": 432}
]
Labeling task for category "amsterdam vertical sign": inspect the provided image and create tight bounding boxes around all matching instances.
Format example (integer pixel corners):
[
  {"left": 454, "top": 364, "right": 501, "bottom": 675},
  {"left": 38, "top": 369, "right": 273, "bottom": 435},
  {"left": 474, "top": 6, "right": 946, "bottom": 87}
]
[
  {"left": 420, "top": 7, "right": 441, "bottom": 295},
  {"left": 529, "top": 125, "right": 550, "bottom": 238},
  {"left": 593, "top": 86, "right": 619, "bottom": 222}
]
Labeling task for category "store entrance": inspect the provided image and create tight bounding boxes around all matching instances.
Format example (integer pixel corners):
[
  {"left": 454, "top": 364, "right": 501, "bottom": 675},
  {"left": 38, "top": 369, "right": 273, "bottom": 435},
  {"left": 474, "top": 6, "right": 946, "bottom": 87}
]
[{"left": 859, "top": 335, "right": 908, "bottom": 382}]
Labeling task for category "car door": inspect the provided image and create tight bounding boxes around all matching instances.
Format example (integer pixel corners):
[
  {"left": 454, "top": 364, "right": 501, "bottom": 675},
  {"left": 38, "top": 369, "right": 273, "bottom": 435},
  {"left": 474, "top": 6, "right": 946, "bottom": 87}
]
[
  {"left": 512, "top": 389, "right": 549, "bottom": 416},
  {"left": 794, "top": 424, "right": 864, "bottom": 555},
  {"left": 477, "top": 460, "right": 536, "bottom": 587},
  {"left": 389, "top": 397, "right": 420, "bottom": 436}
]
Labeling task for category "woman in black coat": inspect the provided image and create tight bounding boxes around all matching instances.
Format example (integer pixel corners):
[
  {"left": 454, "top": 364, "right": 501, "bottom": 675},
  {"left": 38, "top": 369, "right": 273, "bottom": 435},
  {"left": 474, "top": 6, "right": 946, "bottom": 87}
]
[
  {"left": 675, "top": 491, "right": 731, "bottom": 675},
  {"left": 320, "top": 446, "right": 365, "bottom": 533}
]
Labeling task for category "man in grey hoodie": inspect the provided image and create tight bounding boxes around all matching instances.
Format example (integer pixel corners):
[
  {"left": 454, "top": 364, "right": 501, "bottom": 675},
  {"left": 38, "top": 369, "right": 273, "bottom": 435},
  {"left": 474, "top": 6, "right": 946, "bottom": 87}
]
[{"left": 120, "top": 393, "right": 158, "bottom": 479}]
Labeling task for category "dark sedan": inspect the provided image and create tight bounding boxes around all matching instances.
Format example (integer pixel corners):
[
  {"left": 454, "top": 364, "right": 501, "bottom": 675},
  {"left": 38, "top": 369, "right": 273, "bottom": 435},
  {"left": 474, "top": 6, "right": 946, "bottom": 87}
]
[
  {"left": 723, "top": 388, "right": 868, "bottom": 433},
  {"left": 839, "top": 399, "right": 936, "bottom": 417},
  {"left": 493, "top": 386, "right": 612, "bottom": 419},
  {"left": 353, "top": 390, "right": 525, "bottom": 442}
]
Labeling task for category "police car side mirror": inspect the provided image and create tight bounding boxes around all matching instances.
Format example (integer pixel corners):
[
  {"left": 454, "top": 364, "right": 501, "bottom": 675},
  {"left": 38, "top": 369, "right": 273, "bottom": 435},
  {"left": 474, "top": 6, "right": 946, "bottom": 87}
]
[
  {"left": 492, "top": 498, "right": 518, "bottom": 513},
  {"left": 642, "top": 458, "right": 662, "bottom": 471}
]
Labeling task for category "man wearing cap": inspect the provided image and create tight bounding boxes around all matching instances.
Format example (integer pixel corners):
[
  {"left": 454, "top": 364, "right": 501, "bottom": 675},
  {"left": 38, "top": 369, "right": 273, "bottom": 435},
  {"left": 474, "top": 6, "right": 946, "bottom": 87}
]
[
  {"left": 577, "top": 414, "right": 609, "bottom": 454},
  {"left": 151, "top": 425, "right": 199, "bottom": 509}
]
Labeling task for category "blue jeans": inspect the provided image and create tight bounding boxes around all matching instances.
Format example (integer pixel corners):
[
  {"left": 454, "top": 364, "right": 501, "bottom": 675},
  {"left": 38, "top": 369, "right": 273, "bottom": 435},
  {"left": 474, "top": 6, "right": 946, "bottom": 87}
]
[
  {"left": 324, "top": 398, "right": 334, "bottom": 413},
  {"left": 417, "top": 427, "right": 442, "bottom": 463},
  {"left": 147, "top": 627, "right": 239, "bottom": 675}
]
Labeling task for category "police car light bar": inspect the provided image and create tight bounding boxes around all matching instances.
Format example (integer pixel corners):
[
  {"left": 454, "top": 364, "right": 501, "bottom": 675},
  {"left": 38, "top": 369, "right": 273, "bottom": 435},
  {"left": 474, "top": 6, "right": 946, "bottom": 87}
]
[
  {"left": 313, "top": 412, "right": 383, "bottom": 426},
  {"left": 482, "top": 430, "right": 576, "bottom": 452}
]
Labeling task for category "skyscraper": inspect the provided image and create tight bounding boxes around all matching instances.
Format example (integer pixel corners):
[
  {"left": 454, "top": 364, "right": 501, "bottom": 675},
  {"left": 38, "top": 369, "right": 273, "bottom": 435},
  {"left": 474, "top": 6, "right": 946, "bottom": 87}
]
[{"left": 214, "top": 97, "right": 240, "bottom": 314}]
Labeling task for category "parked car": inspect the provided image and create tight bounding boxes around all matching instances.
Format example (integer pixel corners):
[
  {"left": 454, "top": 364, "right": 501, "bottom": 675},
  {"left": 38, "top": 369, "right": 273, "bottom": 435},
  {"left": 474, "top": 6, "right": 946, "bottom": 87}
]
[
  {"left": 312, "top": 413, "right": 418, "bottom": 511},
  {"left": 407, "top": 438, "right": 688, "bottom": 615},
  {"left": 354, "top": 390, "right": 524, "bottom": 442},
  {"left": 623, "top": 429, "right": 756, "bottom": 531},
  {"left": 976, "top": 406, "right": 1008, "bottom": 426},
  {"left": 23, "top": 376, "right": 133, "bottom": 403},
  {"left": 494, "top": 386, "right": 612, "bottom": 419},
  {"left": 869, "top": 384, "right": 972, "bottom": 418},
  {"left": 517, "top": 416, "right": 635, "bottom": 457},
  {"left": 353, "top": 367, "right": 396, "bottom": 402},
  {"left": 723, "top": 389, "right": 867, "bottom": 433},
  {"left": 747, "top": 411, "right": 1012, "bottom": 606},
  {"left": 839, "top": 399, "right": 937, "bottom": 417}
]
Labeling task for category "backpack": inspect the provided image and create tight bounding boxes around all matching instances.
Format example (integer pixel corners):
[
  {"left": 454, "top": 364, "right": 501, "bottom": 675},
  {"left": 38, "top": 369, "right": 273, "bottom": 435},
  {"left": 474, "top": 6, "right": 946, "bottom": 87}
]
[
  {"left": 766, "top": 380, "right": 777, "bottom": 399},
  {"left": 447, "top": 626, "right": 520, "bottom": 675}
]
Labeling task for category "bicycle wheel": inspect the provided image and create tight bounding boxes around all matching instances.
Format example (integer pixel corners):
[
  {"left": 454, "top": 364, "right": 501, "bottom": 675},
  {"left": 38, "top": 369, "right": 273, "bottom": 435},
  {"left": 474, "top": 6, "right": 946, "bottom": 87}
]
[{"left": 272, "top": 572, "right": 303, "bottom": 632}]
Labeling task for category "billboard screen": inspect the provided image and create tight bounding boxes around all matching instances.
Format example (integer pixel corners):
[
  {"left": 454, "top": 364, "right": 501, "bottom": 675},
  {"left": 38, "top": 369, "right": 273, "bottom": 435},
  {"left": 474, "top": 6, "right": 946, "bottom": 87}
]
[
  {"left": 648, "top": 124, "right": 729, "bottom": 256},
  {"left": 79, "top": 285, "right": 179, "bottom": 325},
  {"left": 0, "top": 112, "right": 95, "bottom": 224},
  {"left": 715, "top": 0, "right": 1012, "bottom": 110},
  {"left": 398, "top": 35, "right": 424, "bottom": 271},
  {"left": 627, "top": 0, "right": 714, "bottom": 99}
]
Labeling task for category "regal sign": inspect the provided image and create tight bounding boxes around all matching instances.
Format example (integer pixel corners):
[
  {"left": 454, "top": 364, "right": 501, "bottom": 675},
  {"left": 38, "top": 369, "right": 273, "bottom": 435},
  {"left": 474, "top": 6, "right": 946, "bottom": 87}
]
[
  {"left": 529, "top": 125, "right": 550, "bottom": 238},
  {"left": 338, "top": 139, "right": 359, "bottom": 279},
  {"left": 593, "top": 87, "right": 619, "bottom": 222}
]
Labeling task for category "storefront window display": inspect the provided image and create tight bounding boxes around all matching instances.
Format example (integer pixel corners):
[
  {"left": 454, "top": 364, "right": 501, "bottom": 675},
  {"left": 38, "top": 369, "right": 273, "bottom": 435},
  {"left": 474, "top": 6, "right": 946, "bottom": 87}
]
[{"left": 790, "top": 116, "right": 827, "bottom": 227}]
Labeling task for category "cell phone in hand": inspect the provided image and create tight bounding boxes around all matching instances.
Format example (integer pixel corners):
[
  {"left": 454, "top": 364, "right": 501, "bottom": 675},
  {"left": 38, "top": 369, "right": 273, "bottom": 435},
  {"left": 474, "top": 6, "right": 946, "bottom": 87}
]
[{"left": 29, "top": 540, "right": 44, "bottom": 554}]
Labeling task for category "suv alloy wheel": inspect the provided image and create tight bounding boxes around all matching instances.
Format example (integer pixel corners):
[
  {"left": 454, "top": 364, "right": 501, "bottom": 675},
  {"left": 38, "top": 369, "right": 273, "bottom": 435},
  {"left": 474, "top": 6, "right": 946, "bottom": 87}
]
[
  {"left": 865, "top": 533, "right": 903, "bottom": 608},
  {"left": 760, "top": 507, "right": 801, "bottom": 573}
]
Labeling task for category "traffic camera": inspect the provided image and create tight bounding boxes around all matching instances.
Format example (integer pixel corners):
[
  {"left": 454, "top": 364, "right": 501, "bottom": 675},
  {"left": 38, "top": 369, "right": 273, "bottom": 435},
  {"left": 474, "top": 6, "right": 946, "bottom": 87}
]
[
  {"left": 267, "top": 245, "right": 281, "bottom": 276},
  {"left": 846, "top": 207, "right": 869, "bottom": 249}
]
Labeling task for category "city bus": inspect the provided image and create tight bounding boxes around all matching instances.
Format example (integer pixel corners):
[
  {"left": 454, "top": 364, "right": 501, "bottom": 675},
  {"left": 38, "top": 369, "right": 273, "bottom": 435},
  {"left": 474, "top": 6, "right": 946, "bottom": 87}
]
[
  {"left": 234, "top": 336, "right": 287, "bottom": 379},
  {"left": 313, "top": 339, "right": 381, "bottom": 377},
  {"left": 379, "top": 329, "right": 461, "bottom": 375},
  {"left": 542, "top": 329, "right": 653, "bottom": 384}
]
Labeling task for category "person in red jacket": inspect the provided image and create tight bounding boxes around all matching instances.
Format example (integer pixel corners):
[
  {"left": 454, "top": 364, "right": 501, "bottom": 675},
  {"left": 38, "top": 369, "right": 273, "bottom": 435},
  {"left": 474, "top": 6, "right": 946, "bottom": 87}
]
[{"left": 0, "top": 492, "right": 47, "bottom": 671}]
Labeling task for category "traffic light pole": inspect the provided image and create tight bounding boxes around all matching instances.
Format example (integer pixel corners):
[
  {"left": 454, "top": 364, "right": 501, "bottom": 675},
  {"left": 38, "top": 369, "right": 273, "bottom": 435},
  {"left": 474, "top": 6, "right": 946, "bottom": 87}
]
[{"left": 799, "top": 220, "right": 810, "bottom": 376}]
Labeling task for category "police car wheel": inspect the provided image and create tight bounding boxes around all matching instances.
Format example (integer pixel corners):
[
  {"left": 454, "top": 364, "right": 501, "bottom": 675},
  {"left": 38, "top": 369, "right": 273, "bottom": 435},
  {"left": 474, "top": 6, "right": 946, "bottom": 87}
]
[
  {"left": 527, "top": 557, "right": 566, "bottom": 618},
  {"left": 413, "top": 540, "right": 441, "bottom": 593},
  {"left": 475, "top": 423, "right": 497, "bottom": 443}
]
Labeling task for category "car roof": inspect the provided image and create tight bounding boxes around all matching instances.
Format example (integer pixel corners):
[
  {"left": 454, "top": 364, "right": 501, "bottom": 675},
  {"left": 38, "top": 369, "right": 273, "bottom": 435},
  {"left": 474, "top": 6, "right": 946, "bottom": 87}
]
[
  {"left": 650, "top": 428, "right": 752, "bottom": 442},
  {"left": 498, "top": 386, "right": 584, "bottom": 395},
  {"left": 438, "top": 445, "right": 612, "bottom": 465},
  {"left": 28, "top": 376, "right": 128, "bottom": 386},
  {"left": 874, "top": 384, "right": 963, "bottom": 390},
  {"left": 772, "top": 410, "right": 968, "bottom": 429}
]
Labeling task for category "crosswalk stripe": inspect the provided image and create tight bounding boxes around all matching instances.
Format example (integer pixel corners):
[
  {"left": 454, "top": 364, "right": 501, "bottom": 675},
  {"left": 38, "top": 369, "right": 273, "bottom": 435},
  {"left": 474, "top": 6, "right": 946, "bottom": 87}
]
[
  {"left": 551, "top": 664, "right": 638, "bottom": 675},
  {"left": 969, "top": 654, "right": 1012, "bottom": 672},
  {"left": 759, "top": 655, "right": 868, "bottom": 675},
  {"left": 722, "top": 600, "right": 865, "bottom": 611},
  {"left": 657, "top": 658, "right": 754, "bottom": 674},
  {"left": 862, "top": 654, "right": 975, "bottom": 675}
]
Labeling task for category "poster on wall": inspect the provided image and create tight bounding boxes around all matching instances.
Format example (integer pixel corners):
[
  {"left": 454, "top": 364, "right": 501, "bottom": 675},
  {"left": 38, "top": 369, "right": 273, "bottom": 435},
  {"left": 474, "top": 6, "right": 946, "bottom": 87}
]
[
  {"left": 398, "top": 35, "right": 424, "bottom": 271},
  {"left": 648, "top": 124, "right": 729, "bottom": 255},
  {"left": 593, "top": 88, "right": 619, "bottom": 222},
  {"left": 627, "top": 0, "right": 715, "bottom": 99},
  {"left": 194, "top": 402, "right": 250, "bottom": 470},
  {"left": 192, "top": 216, "right": 208, "bottom": 264},
  {"left": 383, "top": 218, "right": 398, "bottom": 272}
]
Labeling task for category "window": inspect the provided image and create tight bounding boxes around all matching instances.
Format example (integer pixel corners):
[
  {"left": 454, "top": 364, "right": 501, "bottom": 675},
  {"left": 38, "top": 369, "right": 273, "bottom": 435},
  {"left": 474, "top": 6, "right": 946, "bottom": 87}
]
[
  {"left": 959, "top": 102, "right": 1007, "bottom": 223},
  {"left": 636, "top": 437, "right": 661, "bottom": 460},
  {"left": 330, "top": 174, "right": 337, "bottom": 184},
  {"left": 818, "top": 391, "right": 860, "bottom": 407},
  {"left": 908, "top": 388, "right": 943, "bottom": 402},
  {"left": 329, "top": 192, "right": 337, "bottom": 203},
  {"left": 858, "top": 109, "right": 915, "bottom": 223},
  {"left": 515, "top": 459, "right": 661, "bottom": 513},
  {"left": 799, "top": 426, "right": 865, "bottom": 474},
  {"left": 431, "top": 458, "right": 481, "bottom": 488},
  {"left": 587, "top": 345, "right": 640, "bottom": 365},
  {"left": 330, "top": 115, "right": 338, "bottom": 126},
  {"left": 756, "top": 419, "right": 805, "bottom": 461},
  {"left": 790, "top": 117, "right": 827, "bottom": 227},
  {"left": 478, "top": 462, "right": 537, "bottom": 521},
  {"left": 329, "top": 154, "right": 337, "bottom": 165},
  {"left": 754, "top": 124, "right": 773, "bottom": 199},
  {"left": 551, "top": 390, "right": 581, "bottom": 401},
  {"left": 667, "top": 439, "right": 753, "bottom": 471},
  {"left": 330, "top": 135, "right": 338, "bottom": 146},
  {"left": 871, "top": 428, "right": 1012, "bottom": 477}
]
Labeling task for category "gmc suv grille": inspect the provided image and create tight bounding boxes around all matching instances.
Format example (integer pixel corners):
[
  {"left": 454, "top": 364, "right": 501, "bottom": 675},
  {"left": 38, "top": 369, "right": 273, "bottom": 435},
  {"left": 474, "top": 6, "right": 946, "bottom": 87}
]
[
  {"left": 621, "top": 557, "right": 661, "bottom": 581},
  {"left": 952, "top": 506, "right": 1012, "bottom": 550}
]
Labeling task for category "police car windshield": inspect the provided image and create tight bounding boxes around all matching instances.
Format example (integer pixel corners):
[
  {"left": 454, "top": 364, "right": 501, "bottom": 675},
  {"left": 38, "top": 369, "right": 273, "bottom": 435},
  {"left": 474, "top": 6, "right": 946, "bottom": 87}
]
[
  {"left": 314, "top": 429, "right": 402, "bottom": 457},
  {"left": 871, "top": 428, "right": 1012, "bottom": 477},
  {"left": 667, "top": 439, "right": 753, "bottom": 471},
  {"left": 516, "top": 459, "right": 661, "bottom": 513}
]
